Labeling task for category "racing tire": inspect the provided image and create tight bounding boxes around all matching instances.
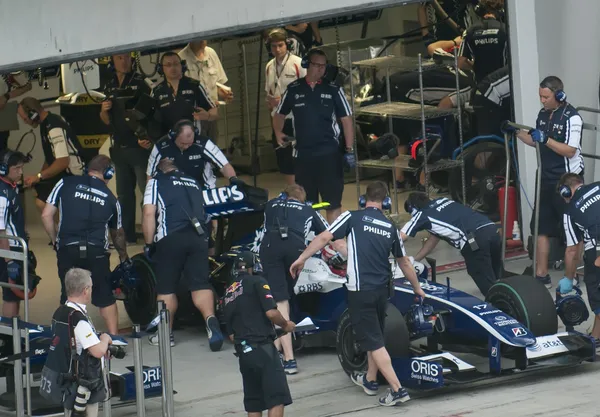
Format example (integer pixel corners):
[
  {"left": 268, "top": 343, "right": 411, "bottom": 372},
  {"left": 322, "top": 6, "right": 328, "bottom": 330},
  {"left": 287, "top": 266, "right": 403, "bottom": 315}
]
[
  {"left": 486, "top": 275, "right": 558, "bottom": 336},
  {"left": 123, "top": 254, "right": 158, "bottom": 327},
  {"left": 336, "top": 304, "right": 410, "bottom": 379}
]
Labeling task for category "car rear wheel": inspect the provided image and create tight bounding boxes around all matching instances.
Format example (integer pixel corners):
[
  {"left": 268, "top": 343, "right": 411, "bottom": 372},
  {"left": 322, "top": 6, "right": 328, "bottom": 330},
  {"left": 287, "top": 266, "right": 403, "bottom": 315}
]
[
  {"left": 336, "top": 304, "right": 410, "bottom": 380},
  {"left": 486, "top": 275, "right": 558, "bottom": 337}
]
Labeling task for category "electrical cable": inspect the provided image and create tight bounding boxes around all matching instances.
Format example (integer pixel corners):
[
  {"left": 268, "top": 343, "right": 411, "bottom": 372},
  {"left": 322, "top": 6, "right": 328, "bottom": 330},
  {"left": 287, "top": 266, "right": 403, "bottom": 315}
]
[
  {"left": 15, "top": 130, "right": 36, "bottom": 162},
  {"left": 135, "top": 52, "right": 160, "bottom": 78},
  {"left": 75, "top": 61, "right": 104, "bottom": 104}
]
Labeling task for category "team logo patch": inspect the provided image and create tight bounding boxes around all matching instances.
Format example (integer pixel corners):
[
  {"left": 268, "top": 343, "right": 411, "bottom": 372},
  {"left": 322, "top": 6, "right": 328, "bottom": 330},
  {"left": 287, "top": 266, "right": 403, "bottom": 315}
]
[
  {"left": 263, "top": 285, "right": 270, "bottom": 290},
  {"left": 265, "top": 294, "right": 273, "bottom": 299}
]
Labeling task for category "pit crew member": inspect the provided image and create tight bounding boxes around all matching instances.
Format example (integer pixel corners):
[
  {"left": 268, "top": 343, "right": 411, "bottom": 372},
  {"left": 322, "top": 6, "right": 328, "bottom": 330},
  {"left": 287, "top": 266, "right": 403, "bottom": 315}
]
[
  {"left": 274, "top": 48, "right": 354, "bottom": 223},
  {"left": 265, "top": 28, "right": 306, "bottom": 185},
  {"left": 42, "top": 155, "right": 129, "bottom": 335},
  {"left": 178, "top": 40, "right": 233, "bottom": 140},
  {"left": 401, "top": 192, "right": 501, "bottom": 296},
  {"left": 258, "top": 184, "right": 329, "bottom": 374},
  {"left": 17, "top": 97, "right": 85, "bottom": 215},
  {"left": 142, "top": 158, "right": 223, "bottom": 350},
  {"left": 0, "top": 150, "right": 31, "bottom": 316},
  {"left": 42, "top": 268, "right": 112, "bottom": 417},
  {"left": 290, "top": 181, "right": 425, "bottom": 407},
  {"left": 100, "top": 53, "right": 152, "bottom": 243},
  {"left": 224, "top": 250, "right": 295, "bottom": 417},
  {"left": 506, "top": 75, "right": 583, "bottom": 288},
  {"left": 458, "top": 0, "right": 507, "bottom": 84},
  {"left": 558, "top": 173, "right": 600, "bottom": 339},
  {"left": 150, "top": 52, "right": 218, "bottom": 139}
]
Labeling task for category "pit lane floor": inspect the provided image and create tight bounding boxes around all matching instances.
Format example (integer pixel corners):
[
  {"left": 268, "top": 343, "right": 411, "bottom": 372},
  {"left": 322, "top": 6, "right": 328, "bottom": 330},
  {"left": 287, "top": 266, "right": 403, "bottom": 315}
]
[{"left": 93, "top": 256, "right": 599, "bottom": 417}]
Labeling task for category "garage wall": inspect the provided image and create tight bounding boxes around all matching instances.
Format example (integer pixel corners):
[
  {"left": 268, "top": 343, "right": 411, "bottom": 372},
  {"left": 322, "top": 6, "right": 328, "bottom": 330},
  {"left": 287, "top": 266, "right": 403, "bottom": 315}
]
[{"left": 508, "top": 0, "right": 600, "bottom": 242}]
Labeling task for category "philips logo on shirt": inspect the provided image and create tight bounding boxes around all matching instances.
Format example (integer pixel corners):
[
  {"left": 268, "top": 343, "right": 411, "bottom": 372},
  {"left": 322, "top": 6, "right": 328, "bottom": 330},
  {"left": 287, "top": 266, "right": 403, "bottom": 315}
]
[
  {"left": 435, "top": 200, "right": 453, "bottom": 212},
  {"left": 363, "top": 225, "right": 391, "bottom": 238},
  {"left": 580, "top": 195, "right": 600, "bottom": 213},
  {"left": 74, "top": 192, "right": 105, "bottom": 206},
  {"left": 203, "top": 185, "right": 245, "bottom": 206},
  {"left": 172, "top": 180, "right": 199, "bottom": 190}
]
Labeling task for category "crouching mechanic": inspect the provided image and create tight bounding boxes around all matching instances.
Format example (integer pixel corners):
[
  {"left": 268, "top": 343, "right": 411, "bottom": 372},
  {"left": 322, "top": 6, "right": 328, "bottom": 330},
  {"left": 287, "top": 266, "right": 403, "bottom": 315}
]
[
  {"left": 401, "top": 192, "right": 501, "bottom": 296},
  {"left": 224, "top": 251, "right": 295, "bottom": 417},
  {"left": 42, "top": 155, "right": 130, "bottom": 336},
  {"left": 40, "top": 268, "right": 112, "bottom": 417},
  {"left": 143, "top": 158, "right": 223, "bottom": 350},
  {"left": 290, "top": 181, "right": 425, "bottom": 406},
  {"left": 258, "top": 184, "right": 329, "bottom": 374},
  {"left": 558, "top": 173, "right": 600, "bottom": 339}
]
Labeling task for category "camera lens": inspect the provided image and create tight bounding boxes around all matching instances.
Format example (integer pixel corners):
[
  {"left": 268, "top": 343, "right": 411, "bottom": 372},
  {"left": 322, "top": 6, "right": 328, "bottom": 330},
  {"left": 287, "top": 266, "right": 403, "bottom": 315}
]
[{"left": 108, "top": 345, "right": 126, "bottom": 359}]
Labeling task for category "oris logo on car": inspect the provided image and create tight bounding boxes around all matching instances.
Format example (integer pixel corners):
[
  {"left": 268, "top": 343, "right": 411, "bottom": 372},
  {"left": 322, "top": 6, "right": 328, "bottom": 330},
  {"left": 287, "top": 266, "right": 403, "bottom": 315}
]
[{"left": 410, "top": 359, "right": 441, "bottom": 383}]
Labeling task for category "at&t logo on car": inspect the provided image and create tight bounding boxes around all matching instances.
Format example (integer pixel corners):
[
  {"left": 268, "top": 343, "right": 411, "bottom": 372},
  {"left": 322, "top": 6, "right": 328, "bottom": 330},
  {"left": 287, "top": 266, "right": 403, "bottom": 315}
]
[{"left": 410, "top": 359, "right": 441, "bottom": 383}]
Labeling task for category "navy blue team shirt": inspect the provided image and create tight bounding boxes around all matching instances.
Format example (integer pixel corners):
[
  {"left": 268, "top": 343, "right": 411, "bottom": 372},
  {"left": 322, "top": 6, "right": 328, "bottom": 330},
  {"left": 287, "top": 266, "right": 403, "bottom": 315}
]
[
  {"left": 0, "top": 179, "right": 26, "bottom": 248},
  {"left": 328, "top": 207, "right": 406, "bottom": 292},
  {"left": 46, "top": 175, "right": 122, "bottom": 249},
  {"left": 564, "top": 182, "right": 600, "bottom": 251},
  {"left": 401, "top": 198, "right": 494, "bottom": 250}
]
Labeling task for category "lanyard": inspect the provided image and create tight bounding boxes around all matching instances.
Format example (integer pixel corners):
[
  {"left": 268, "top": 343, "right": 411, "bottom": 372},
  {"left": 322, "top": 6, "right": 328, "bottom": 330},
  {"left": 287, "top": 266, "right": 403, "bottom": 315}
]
[{"left": 274, "top": 53, "right": 292, "bottom": 91}]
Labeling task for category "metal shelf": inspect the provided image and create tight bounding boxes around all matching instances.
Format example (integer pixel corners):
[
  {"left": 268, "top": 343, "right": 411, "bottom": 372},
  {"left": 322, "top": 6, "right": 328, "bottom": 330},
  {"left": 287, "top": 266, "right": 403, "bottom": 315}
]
[
  {"left": 352, "top": 55, "right": 445, "bottom": 72},
  {"left": 356, "top": 102, "right": 457, "bottom": 120},
  {"left": 426, "top": 159, "right": 463, "bottom": 172},
  {"left": 357, "top": 156, "right": 419, "bottom": 172}
]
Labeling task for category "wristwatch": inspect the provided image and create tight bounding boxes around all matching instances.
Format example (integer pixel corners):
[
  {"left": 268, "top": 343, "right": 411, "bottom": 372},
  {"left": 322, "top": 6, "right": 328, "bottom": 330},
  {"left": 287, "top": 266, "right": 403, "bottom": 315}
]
[
  {"left": 346, "top": 147, "right": 354, "bottom": 153},
  {"left": 37, "top": 172, "right": 43, "bottom": 180}
]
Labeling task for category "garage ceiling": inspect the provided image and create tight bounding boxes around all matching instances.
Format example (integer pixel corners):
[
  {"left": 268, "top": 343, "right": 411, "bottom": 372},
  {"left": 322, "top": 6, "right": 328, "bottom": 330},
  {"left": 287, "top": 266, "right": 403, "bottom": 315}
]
[{"left": 0, "top": 0, "right": 418, "bottom": 72}]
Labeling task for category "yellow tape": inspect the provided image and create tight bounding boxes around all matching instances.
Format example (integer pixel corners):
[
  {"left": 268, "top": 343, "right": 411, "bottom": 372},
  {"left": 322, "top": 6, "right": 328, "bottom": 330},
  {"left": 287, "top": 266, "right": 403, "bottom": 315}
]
[
  {"left": 78, "top": 135, "right": 110, "bottom": 149},
  {"left": 312, "top": 202, "right": 331, "bottom": 210}
]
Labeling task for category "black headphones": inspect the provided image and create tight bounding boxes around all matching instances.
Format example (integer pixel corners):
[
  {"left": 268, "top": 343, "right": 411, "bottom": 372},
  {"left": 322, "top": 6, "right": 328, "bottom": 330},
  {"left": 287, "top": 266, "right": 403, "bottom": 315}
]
[
  {"left": 168, "top": 119, "right": 199, "bottom": 140},
  {"left": 0, "top": 150, "right": 14, "bottom": 176},
  {"left": 83, "top": 160, "right": 115, "bottom": 180},
  {"left": 540, "top": 78, "right": 567, "bottom": 103},
  {"left": 267, "top": 28, "right": 294, "bottom": 52},
  {"left": 157, "top": 53, "right": 188, "bottom": 76},
  {"left": 301, "top": 48, "right": 328, "bottom": 69},
  {"left": 21, "top": 102, "right": 40, "bottom": 123}
]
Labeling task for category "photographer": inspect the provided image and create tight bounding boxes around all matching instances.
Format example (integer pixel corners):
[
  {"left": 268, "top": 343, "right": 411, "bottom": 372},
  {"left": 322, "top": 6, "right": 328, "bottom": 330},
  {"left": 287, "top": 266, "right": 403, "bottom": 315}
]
[{"left": 40, "top": 268, "right": 112, "bottom": 417}]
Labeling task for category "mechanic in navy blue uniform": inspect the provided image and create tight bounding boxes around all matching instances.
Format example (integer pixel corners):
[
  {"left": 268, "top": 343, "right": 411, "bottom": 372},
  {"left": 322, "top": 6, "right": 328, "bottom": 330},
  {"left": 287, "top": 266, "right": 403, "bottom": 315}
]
[
  {"left": 401, "top": 192, "right": 501, "bottom": 296},
  {"left": 142, "top": 158, "right": 223, "bottom": 350},
  {"left": 41, "top": 155, "right": 129, "bottom": 336},
  {"left": 0, "top": 150, "right": 31, "bottom": 317},
  {"left": 458, "top": 0, "right": 507, "bottom": 84},
  {"left": 150, "top": 52, "right": 218, "bottom": 140},
  {"left": 100, "top": 53, "right": 153, "bottom": 243},
  {"left": 273, "top": 48, "right": 355, "bottom": 224},
  {"left": 507, "top": 76, "right": 583, "bottom": 288},
  {"left": 258, "top": 184, "right": 329, "bottom": 374},
  {"left": 224, "top": 250, "right": 295, "bottom": 417},
  {"left": 290, "top": 181, "right": 424, "bottom": 407},
  {"left": 17, "top": 97, "right": 86, "bottom": 215},
  {"left": 558, "top": 173, "right": 600, "bottom": 340}
]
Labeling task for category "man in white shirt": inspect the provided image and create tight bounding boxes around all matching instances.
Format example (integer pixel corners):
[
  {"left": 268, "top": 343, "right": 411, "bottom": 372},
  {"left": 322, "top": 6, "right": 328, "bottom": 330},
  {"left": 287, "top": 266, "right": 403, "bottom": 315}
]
[
  {"left": 178, "top": 40, "right": 233, "bottom": 142},
  {"left": 264, "top": 28, "right": 306, "bottom": 185}
]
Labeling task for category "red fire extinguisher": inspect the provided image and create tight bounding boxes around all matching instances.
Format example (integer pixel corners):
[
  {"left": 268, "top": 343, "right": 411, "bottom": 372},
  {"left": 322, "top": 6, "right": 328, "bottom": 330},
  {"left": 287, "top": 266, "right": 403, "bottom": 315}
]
[{"left": 498, "top": 186, "right": 518, "bottom": 240}]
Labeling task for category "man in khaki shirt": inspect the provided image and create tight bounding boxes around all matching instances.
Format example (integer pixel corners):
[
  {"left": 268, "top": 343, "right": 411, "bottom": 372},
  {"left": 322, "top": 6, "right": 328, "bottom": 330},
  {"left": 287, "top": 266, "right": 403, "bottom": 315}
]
[{"left": 178, "top": 40, "right": 233, "bottom": 142}]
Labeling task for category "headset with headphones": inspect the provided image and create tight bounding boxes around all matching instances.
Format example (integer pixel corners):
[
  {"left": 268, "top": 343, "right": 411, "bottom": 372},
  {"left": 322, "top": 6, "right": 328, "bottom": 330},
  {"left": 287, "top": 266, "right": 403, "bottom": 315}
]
[
  {"left": 157, "top": 53, "right": 188, "bottom": 76},
  {"left": 168, "top": 119, "right": 199, "bottom": 140},
  {"left": 21, "top": 102, "right": 40, "bottom": 123},
  {"left": 541, "top": 81, "right": 567, "bottom": 103},
  {"left": 267, "top": 28, "right": 295, "bottom": 52},
  {"left": 301, "top": 48, "right": 328, "bottom": 69},
  {"left": 358, "top": 190, "right": 392, "bottom": 211},
  {"left": 0, "top": 150, "right": 14, "bottom": 177},
  {"left": 558, "top": 184, "right": 572, "bottom": 198},
  {"left": 83, "top": 161, "right": 115, "bottom": 181}
]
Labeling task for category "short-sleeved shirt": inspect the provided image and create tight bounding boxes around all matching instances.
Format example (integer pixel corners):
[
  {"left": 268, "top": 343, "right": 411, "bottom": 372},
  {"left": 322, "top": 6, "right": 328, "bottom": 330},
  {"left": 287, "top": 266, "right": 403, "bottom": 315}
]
[
  {"left": 146, "top": 134, "right": 228, "bottom": 187},
  {"left": 46, "top": 175, "right": 122, "bottom": 249},
  {"left": 65, "top": 301, "right": 101, "bottom": 355},
  {"left": 401, "top": 198, "right": 495, "bottom": 250},
  {"left": 563, "top": 182, "right": 600, "bottom": 251},
  {"left": 328, "top": 208, "right": 406, "bottom": 292},
  {"left": 101, "top": 71, "right": 151, "bottom": 148},
  {"left": 223, "top": 273, "right": 278, "bottom": 344},
  {"left": 264, "top": 53, "right": 305, "bottom": 117},
  {"left": 475, "top": 65, "right": 510, "bottom": 107},
  {"left": 536, "top": 103, "right": 584, "bottom": 182},
  {"left": 179, "top": 45, "right": 228, "bottom": 103},
  {"left": 143, "top": 170, "right": 207, "bottom": 242},
  {"left": 0, "top": 178, "right": 25, "bottom": 247},
  {"left": 39, "top": 112, "right": 85, "bottom": 175},
  {"left": 275, "top": 78, "right": 352, "bottom": 157},
  {"left": 459, "top": 17, "right": 507, "bottom": 83},
  {"left": 150, "top": 76, "right": 215, "bottom": 138},
  {"left": 262, "top": 196, "right": 329, "bottom": 242}
]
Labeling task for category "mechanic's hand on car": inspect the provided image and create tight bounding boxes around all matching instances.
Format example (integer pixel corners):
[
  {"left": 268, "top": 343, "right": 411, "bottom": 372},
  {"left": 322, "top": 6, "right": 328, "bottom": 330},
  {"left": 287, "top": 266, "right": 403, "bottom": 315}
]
[
  {"left": 414, "top": 286, "right": 426, "bottom": 300},
  {"left": 6, "top": 261, "right": 21, "bottom": 280},
  {"left": 558, "top": 277, "right": 574, "bottom": 294},
  {"left": 528, "top": 129, "right": 548, "bottom": 144},
  {"left": 289, "top": 259, "right": 305, "bottom": 279}
]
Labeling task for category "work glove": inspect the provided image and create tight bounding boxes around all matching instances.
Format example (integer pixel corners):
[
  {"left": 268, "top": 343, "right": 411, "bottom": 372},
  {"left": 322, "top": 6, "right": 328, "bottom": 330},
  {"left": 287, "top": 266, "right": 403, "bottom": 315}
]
[
  {"left": 6, "top": 261, "right": 21, "bottom": 281},
  {"left": 122, "top": 258, "right": 133, "bottom": 271},
  {"left": 143, "top": 244, "right": 155, "bottom": 261},
  {"left": 344, "top": 151, "right": 356, "bottom": 169},
  {"left": 558, "top": 277, "right": 573, "bottom": 294},
  {"left": 528, "top": 129, "right": 548, "bottom": 144},
  {"left": 229, "top": 176, "right": 246, "bottom": 188},
  {"left": 500, "top": 120, "right": 518, "bottom": 134}
]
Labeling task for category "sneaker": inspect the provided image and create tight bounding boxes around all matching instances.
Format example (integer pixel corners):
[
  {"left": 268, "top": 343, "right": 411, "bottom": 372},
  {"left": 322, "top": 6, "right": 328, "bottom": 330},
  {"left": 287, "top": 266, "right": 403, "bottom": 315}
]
[
  {"left": 206, "top": 316, "right": 224, "bottom": 352},
  {"left": 378, "top": 387, "right": 410, "bottom": 406},
  {"left": 350, "top": 372, "right": 379, "bottom": 396},
  {"left": 283, "top": 359, "right": 298, "bottom": 375},
  {"left": 536, "top": 274, "right": 552, "bottom": 289},
  {"left": 148, "top": 332, "right": 175, "bottom": 347}
]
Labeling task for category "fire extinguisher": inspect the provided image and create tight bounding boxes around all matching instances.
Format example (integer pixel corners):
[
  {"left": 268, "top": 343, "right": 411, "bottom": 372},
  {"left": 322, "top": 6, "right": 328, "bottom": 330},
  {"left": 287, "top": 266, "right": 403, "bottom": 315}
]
[{"left": 498, "top": 186, "right": 518, "bottom": 240}]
